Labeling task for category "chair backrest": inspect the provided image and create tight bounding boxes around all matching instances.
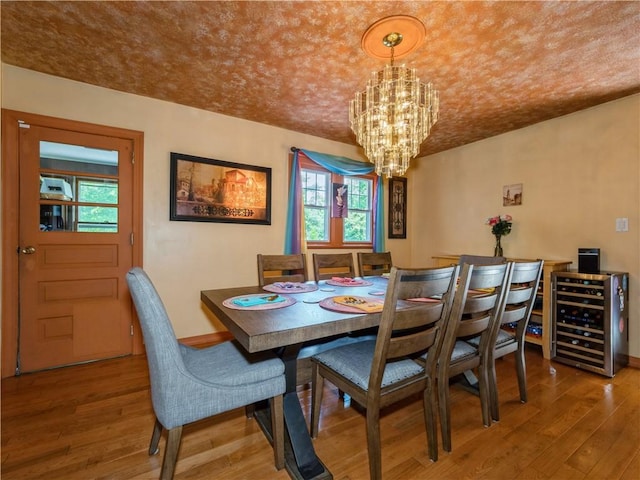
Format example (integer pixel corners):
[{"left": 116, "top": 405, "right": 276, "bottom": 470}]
[
  {"left": 357, "top": 251, "right": 393, "bottom": 277},
  {"left": 257, "top": 253, "right": 308, "bottom": 286},
  {"left": 440, "top": 262, "right": 512, "bottom": 369},
  {"left": 458, "top": 254, "right": 506, "bottom": 266},
  {"left": 370, "top": 265, "right": 459, "bottom": 394},
  {"left": 126, "top": 267, "right": 186, "bottom": 421},
  {"left": 492, "top": 260, "right": 544, "bottom": 351},
  {"left": 312, "top": 253, "right": 355, "bottom": 281}
]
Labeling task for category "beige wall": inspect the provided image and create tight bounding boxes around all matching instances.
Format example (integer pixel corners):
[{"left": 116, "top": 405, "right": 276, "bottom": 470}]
[
  {"left": 2, "top": 64, "right": 638, "bottom": 358},
  {"left": 1, "top": 65, "right": 407, "bottom": 339},
  {"left": 410, "top": 94, "right": 639, "bottom": 356}
]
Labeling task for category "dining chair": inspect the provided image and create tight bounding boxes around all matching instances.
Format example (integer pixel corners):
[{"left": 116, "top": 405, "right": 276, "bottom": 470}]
[
  {"left": 312, "top": 252, "right": 356, "bottom": 281},
  {"left": 357, "top": 251, "right": 393, "bottom": 277},
  {"left": 126, "top": 267, "right": 285, "bottom": 480},
  {"left": 256, "top": 253, "right": 371, "bottom": 387},
  {"left": 435, "top": 262, "right": 512, "bottom": 453},
  {"left": 257, "top": 253, "right": 308, "bottom": 286},
  {"left": 466, "top": 260, "right": 544, "bottom": 421},
  {"left": 310, "top": 265, "right": 459, "bottom": 479},
  {"left": 458, "top": 254, "right": 506, "bottom": 266}
]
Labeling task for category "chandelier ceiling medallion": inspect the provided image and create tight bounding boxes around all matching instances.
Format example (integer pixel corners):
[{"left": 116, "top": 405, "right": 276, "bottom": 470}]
[{"left": 349, "top": 15, "right": 439, "bottom": 177}]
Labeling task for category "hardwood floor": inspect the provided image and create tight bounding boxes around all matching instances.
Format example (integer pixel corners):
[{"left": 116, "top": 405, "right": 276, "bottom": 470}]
[{"left": 2, "top": 347, "right": 639, "bottom": 479}]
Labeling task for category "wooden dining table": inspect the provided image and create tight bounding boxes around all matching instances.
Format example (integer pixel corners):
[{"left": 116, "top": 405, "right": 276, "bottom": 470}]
[{"left": 200, "top": 277, "right": 390, "bottom": 480}]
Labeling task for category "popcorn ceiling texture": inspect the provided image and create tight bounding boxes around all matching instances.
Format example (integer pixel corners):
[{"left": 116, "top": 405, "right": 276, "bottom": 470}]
[{"left": 2, "top": 1, "right": 638, "bottom": 156}]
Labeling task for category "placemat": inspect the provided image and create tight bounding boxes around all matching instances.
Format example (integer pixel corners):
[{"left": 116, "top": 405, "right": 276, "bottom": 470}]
[
  {"left": 319, "top": 295, "right": 384, "bottom": 314},
  {"left": 263, "top": 282, "right": 318, "bottom": 294},
  {"left": 223, "top": 294, "right": 296, "bottom": 311},
  {"left": 325, "top": 278, "right": 374, "bottom": 287}
]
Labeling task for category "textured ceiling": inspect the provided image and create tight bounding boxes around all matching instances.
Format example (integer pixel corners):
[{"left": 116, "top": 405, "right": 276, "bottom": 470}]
[{"left": 2, "top": 1, "right": 639, "bottom": 157}]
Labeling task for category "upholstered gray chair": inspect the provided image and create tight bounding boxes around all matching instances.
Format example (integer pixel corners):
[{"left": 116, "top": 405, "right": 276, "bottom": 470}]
[
  {"left": 310, "top": 265, "right": 459, "bottom": 479},
  {"left": 126, "top": 267, "right": 285, "bottom": 480}
]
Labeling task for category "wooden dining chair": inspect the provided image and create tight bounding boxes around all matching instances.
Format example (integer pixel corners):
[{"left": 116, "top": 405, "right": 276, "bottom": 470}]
[
  {"left": 357, "top": 251, "right": 392, "bottom": 277},
  {"left": 435, "top": 262, "right": 512, "bottom": 453},
  {"left": 466, "top": 260, "right": 544, "bottom": 421},
  {"left": 257, "top": 253, "right": 308, "bottom": 286},
  {"left": 310, "top": 265, "right": 459, "bottom": 479},
  {"left": 312, "top": 253, "right": 355, "bottom": 281},
  {"left": 458, "top": 253, "right": 506, "bottom": 266},
  {"left": 256, "top": 253, "right": 369, "bottom": 387}
]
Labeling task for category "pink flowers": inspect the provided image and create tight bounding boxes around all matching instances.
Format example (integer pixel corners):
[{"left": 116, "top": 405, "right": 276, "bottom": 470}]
[{"left": 486, "top": 214, "right": 512, "bottom": 236}]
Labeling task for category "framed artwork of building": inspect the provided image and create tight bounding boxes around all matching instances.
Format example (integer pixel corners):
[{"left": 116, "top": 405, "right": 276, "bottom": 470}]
[{"left": 170, "top": 152, "right": 271, "bottom": 225}]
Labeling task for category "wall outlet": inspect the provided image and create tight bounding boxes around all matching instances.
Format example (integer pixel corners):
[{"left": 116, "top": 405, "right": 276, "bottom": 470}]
[{"left": 615, "top": 217, "right": 629, "bottom": 232}]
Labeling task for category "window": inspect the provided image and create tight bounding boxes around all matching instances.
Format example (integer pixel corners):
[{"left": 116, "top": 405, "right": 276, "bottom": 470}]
[
  {"left": 300, "top": 157, "right": 374, "bottom": 248},
  {"left": 76, "top": 179, "right": 118, "bottom": 232}
]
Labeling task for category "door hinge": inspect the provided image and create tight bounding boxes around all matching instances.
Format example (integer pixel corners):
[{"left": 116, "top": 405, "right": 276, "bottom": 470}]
[
  {"left": 131, "top": 151, "right": 135, "bottom": 164},
  {"left": 130, "top": 232, "right": 134, "bottom": 246},
  {"left": 130, "top": 325, "right": 134, "bottom": 336}
]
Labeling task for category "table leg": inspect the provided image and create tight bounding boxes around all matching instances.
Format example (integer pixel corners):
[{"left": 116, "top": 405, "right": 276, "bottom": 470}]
[{"left": 280, "top": 345, "right": 331, "bottom": 480}]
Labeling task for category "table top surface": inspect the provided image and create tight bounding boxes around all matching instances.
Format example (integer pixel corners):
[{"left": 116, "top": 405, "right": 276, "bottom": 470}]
[{"left": 201, "top": 277, "right": 390, "bottom": 353}]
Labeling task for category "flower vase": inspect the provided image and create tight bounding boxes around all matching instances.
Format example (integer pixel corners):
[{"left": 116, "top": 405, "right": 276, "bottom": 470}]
[{"left": 494, "top": 235, "right": 503, "bottom": 257}]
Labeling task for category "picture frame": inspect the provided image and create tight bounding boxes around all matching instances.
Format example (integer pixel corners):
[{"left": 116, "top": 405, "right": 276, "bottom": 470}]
[
  {"left": 503, "top": 183, "right": 523, "bottom": 206},
  {"left": 388, "top": 177, "right": 407, "bottom": 239},
  {"left": 170, "top": 152, "right": 271, "bottom": 225}
]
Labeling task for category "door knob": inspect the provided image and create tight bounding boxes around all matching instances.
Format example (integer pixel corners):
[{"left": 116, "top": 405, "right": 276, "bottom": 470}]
[{"left": 20, "top": 246, "right": 36, "bottom": 255}]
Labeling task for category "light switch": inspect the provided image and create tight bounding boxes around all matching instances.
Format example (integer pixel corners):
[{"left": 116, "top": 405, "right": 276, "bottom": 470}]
[{"left": 616, "top": 218, "right": 629, "bottom": 232}]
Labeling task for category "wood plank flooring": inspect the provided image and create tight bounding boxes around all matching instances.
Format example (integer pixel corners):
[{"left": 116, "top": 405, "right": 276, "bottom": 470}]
[{"left": 2, "top": 348, "right": 639, "bottom": 479}]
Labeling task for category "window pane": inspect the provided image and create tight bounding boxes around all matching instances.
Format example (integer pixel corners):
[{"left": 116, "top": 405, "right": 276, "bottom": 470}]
[
  {"left": 345, "top": 177, "right": 371, "bottom": 211},
  {"left": 302, "top": 169, "right": 329, "bottom": 241},
  {"left": 304, "top": 207, "right": 328, "bottom": 241},
  {"left": 78, "top": 206, "right": 118, "bottom": 232},
  {"left": 77, "top": 179, "right": 118, "bottom": 204},
  {"left": 344, "top": 211, "right": 371, "bottom": 242}
]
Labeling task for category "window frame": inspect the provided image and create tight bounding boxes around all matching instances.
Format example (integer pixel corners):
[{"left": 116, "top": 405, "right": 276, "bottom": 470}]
[{"left": 298, "top": 155, "right": 375, "bottom": 249}]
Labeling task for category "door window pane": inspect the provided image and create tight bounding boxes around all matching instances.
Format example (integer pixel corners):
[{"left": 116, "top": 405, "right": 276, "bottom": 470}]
[{"left": 39, "top": 142, "right": 119, "bottom": 233}]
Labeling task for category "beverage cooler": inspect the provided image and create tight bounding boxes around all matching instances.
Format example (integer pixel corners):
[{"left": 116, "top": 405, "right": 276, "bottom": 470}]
[{"left": 552, "top": 271, "right": 629, "bottom": 377}]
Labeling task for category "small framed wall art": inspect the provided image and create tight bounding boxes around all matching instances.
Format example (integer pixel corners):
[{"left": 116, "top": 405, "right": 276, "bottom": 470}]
[
  {"left": 503, "top": 183, "right": 523, "bottom": 206},
  {"left": 170, "top": 152, "right": 271, "bottom": 225},
  {"left": 388, "top": 176, "right": 407, "bottom": 238}
]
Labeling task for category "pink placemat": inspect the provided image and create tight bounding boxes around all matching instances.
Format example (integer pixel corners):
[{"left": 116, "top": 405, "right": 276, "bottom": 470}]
[
  {"left": 263, "top": 282, "right": 318, "bottom": 294},
  {"left": 319, "top": 296, "right": 383, "bottom": 314},
  {"left": 325, "top": 278, "right": 374, "bottom": 287},
  {"left": 223, "top": 294, "right": 296, "bottom": 311}
]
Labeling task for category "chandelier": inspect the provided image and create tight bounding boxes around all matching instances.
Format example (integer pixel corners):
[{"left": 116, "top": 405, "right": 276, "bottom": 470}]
[{"left": 349, "top": 16, "right": 439, "bottom": 177}]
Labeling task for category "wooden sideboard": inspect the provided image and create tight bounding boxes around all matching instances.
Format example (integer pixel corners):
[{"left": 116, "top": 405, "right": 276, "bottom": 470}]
[{"left": 432, "top": 255, "right": 572, "bottom": 359}]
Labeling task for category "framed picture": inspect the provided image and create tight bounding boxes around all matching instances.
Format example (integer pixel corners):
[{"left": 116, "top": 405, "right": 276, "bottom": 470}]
[
  {"left": 388, "top": 177, "right": 407, "bottom": 239},
  {"left": 503, "top": 183, "right": 523, "bottom": 206},
  {"left": 331, "top": 183, "right": 348, "bottom": 218},
  {"left": 170, "top": 152, "right": 271, "bottom": 225}
]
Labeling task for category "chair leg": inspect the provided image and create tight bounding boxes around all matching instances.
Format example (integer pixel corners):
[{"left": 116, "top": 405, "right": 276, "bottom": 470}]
[
  {"left": 438, "top": 372, "right": 452, "bottom": 452},
  {"left": 488, "top": 358, "right": 500, "bottom": 422},
  {"left": 516, "top": 345, "right": 528, "bottom": 403},
  {"left": 365, "top": 407, "right": 382, "bottom": 480},
  {"left": 149, "top": 417, "right": 163, "bottom": 455},
  {"left": 310, "top": 363, "right": 323, "bottom": 438},
  {"left": 160, "top": 426, "right": 182, "bottom": 480},
  {"left": 423, "top": 379, "right": 439, "bottom": 462},
  {"left": 245, "top": 403, "right": 255, "bottom": 419},
  {"left": 478, "top": 361, "right": 492, "bottom": 427},
  {"left": 270, "top": 394, "right": 285, "bottom": 470}
]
